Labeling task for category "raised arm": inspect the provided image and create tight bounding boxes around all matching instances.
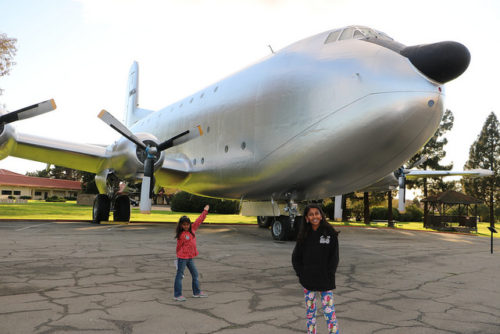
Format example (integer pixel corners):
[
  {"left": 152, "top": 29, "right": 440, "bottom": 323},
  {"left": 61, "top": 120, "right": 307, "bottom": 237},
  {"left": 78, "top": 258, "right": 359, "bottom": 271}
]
[{"left": 191, "top": 205, "right": 209, "bottom": 232}]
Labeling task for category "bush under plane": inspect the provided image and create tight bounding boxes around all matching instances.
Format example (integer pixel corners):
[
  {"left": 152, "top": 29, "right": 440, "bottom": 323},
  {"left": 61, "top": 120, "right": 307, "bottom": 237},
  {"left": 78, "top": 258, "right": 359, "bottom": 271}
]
[{"left": 0, "top": 25, "right": 492, "bottom": 240}]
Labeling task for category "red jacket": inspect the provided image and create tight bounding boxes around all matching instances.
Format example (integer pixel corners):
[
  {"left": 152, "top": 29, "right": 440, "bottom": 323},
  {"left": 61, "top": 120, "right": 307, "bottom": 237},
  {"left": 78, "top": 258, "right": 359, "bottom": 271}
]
[{"left": 176, "top": 210, "right": 208, "bottom": 259}]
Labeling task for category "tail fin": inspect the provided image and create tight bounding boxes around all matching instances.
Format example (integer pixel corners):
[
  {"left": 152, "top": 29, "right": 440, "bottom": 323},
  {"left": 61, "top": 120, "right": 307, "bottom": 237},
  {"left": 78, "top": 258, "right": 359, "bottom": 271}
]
[{"left": 124, "top": 61, "right": 154, "bottom": 127}]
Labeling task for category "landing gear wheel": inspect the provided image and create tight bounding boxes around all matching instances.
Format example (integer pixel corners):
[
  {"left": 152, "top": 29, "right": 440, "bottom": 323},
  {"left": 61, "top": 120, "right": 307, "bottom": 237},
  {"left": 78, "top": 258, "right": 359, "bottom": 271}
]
[
  {"left": 113, "top": 195, "right": 131, "bottom": 222},
  {"left": 93, "top": 194, "right": 110, "bottom": 224},
  {"left": 257, "top": 216, "right": 272, "bottom": 228},
  {"left": 271, "top": 216, "right": 290, "bottom": 241}
]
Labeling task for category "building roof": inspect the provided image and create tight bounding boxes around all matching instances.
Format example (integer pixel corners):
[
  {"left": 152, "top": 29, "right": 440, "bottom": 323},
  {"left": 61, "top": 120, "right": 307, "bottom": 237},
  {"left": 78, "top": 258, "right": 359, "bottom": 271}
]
[
  {"left": 0, "top": 169, "right": 82, "bottom": 190},
  {"left": 421, "top": 190, "right": 482, "bottom": 205}
]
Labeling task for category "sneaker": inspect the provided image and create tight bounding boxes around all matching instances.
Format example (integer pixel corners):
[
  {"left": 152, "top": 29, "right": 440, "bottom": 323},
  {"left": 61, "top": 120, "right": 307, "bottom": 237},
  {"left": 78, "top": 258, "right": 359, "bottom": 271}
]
[
  {"left": 193, "top": 292, "right": 208, "bottom": 298},
  {"left": 173, "top": 296, "right": 186, "bottom": 301}
]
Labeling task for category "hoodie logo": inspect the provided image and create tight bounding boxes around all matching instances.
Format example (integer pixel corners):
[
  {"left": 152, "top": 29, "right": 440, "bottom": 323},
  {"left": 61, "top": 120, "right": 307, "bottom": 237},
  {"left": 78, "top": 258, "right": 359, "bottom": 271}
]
[{"left": 320, "top": 235, "right": 330, "bottom": 244}]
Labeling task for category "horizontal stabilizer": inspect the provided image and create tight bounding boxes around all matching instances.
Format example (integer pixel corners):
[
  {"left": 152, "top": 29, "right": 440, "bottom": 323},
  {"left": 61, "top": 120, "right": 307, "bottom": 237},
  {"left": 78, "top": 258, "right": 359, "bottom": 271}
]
[{"left": 406, "top": 169, "right": 494, "bottom": 178}]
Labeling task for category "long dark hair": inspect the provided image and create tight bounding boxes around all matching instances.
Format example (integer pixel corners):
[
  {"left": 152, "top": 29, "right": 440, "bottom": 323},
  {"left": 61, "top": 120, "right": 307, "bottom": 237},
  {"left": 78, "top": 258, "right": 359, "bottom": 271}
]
[
  {"left": 296, "top": 204, "right": 338, "bottom": 244},
  {"left": 175, "top": 215, "right": 195, "bottom": 239}
]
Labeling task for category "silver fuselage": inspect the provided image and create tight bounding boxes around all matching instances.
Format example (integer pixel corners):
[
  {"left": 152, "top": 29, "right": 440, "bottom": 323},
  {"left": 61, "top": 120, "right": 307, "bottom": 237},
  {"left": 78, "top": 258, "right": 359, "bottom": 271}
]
[
  {"left": 130, "top": 33, "right": 443, "bottom": 201},
  {"left": 0, "top": 28, "right": 446, "bottom": 203}
]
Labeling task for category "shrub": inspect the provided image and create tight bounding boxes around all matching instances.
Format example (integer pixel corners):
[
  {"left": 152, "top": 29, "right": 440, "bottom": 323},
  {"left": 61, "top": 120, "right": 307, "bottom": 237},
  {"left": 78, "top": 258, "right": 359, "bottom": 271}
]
[
  {"left": 45, "top": 196, "right": 66, "bottom": 202},
  {"left": 20, "top": 196, "right": 32, "bottom": 200},
  {"left": 8, "top": 195, "right": 15, "bottom": 199},
  {"left": 370, "top": 206, "right": 400, "bottom": 221},
  {"left": 170, "top": 191, "right": 240, "bottom": 214},
  {"left": 399, "top": 205, "right": 423, "bottom": 222}
]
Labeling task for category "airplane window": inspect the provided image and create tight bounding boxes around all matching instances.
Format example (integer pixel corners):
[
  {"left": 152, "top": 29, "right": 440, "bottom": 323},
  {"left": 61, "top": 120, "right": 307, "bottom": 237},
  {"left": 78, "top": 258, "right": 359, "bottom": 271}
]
[
  {"left": 201, "top": 157, "right": 205, "bottom": 164},
  {"left": 224, "top": 145, "right": 229, "bottom": 153},
  {"left": 324, "top": 30, "right": 341, "bottom": 44},
  {"left": 241, "top": 142, "right": 246, "bottom": 150},
  {"left": 339, "top": 27, "right": 354, "bottom": 40},
  {"left": 353, "top": 30, "right": 365, "bottom": 39},
  {"left": 200, "top": 93, "right": 204, "bottom": 98},
  {"left": 190, "top": 98, "right": 193, "bottom": 103},
  {"left": 214, "top": 86, "right": 218, "bottom": 93}
]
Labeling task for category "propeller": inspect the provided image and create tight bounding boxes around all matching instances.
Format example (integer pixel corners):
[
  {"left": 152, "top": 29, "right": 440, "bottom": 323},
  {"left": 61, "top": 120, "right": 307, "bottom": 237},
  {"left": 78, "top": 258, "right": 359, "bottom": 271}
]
[
  {"left": 396, "top": 155, "right": 428, "bottom": 213},
  {"left": 0, "top": 99, "right": 56, "bottom": 125},
  {"left": 98, "top": 109, "right": 203, "bottom": 213}
]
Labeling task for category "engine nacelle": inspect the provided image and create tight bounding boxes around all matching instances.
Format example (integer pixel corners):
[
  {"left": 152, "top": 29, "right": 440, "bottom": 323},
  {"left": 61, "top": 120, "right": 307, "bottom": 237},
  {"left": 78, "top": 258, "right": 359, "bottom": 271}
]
[
  {"left": 0, "top": 124, "right": 17, "bottom": 161},
  {"left": 108, "top": 132, "right": 165, "bottom": 179}
]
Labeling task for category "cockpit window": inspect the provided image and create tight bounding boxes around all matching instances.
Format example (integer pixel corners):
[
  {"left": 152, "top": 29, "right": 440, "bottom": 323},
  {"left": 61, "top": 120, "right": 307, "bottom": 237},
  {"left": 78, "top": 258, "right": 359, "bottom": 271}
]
[
  {"left": 324, "top": 29, "right": 341, "bottom": 43},
  {"left": 324, "top": 25, "right": 405, "bottom": 54},
  {"left": 353, "top": 30, "right": 364, "bottom": 39},
  {"left": 339, "top": 27, "right": 354, "bottom": 40},
  {"left": 325, "top": 25, "right": 395, "bottom": 44}
]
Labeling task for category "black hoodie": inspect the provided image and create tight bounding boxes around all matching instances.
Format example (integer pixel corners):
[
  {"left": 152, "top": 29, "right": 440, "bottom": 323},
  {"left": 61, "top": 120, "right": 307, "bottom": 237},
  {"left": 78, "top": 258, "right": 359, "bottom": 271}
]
[{"left": 291, "top": 228, "right": 339, "bottom": 291}]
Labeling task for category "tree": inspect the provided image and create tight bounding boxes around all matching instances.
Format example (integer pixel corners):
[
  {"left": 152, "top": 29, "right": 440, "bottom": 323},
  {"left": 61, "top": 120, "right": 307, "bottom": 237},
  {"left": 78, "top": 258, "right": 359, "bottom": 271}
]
[
  {"left": 26, "top": 166, "right": 98, "bottom": 194},
  {"left": 407, "top": 109, "right": 455, "bottom": 194},
  {"left": 0, "top": 33, "right": 17, "bottom": 95},
  {"left": 81, "top": 171, "right": 98, "bottom": 194},
  {"left": 462, "top": 112, "right": 499, "bottom": 225},
  {"left": 406, "top": 109, "right": 455, "bottom": 223}
]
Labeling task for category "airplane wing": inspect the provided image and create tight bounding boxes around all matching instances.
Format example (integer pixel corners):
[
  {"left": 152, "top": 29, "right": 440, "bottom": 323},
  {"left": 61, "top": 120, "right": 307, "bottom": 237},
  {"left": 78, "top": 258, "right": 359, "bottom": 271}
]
[
  {"left": 405, "top": 169, "right": 494, "bottom": 178},
  {"left": 6, "top": 131, "right": 109, "bottom": 173},
  {"left": 358, "top": 168, "right": 493, "bottom": 193}
]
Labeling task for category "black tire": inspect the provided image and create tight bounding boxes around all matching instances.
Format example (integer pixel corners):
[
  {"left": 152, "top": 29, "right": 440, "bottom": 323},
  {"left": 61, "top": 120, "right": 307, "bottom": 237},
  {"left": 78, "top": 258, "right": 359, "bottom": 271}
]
[
  {"left": 113, "top": 195, "right": 131, "bottom": 222},
  {"left": 271, "top": 216, "right": 290, "bottom": 241},
  {"left": 93, "top": 194, "right": 110, "bottom": 224},
  {"left": 257, "top": 216, "right": 272, "bottom": 228}
]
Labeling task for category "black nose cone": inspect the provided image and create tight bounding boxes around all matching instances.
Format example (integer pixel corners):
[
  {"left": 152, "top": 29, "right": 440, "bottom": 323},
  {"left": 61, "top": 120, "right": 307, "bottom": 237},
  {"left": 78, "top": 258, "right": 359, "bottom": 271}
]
[{"left": 401, "top": 41, "right": 470, "bottom": 83}]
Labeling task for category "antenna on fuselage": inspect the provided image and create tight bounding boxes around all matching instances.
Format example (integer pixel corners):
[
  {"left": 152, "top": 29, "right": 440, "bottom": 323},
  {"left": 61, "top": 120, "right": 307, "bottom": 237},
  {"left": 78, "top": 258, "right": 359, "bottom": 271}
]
[{"left": 267, "top": 44, "right": 275, "bottom": 54}]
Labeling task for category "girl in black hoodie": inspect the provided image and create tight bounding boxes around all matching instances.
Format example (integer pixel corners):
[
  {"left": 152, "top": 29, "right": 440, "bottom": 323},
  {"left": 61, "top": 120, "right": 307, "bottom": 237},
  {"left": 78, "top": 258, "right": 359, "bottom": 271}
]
[{"left": 292, "top": 204, "right": 339, "bottom": 334}]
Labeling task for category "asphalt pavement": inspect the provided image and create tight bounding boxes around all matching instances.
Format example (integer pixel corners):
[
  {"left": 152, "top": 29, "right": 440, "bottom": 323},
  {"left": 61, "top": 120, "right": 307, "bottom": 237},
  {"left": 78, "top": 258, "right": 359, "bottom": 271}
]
[{"left": 0, "top": 221, "right": 499, "bottom": 334}]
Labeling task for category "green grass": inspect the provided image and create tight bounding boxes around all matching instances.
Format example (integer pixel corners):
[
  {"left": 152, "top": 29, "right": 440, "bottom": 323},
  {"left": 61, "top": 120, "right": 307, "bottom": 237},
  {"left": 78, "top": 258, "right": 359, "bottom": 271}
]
[
  {"left": 0, "top": 200, "right": 256, "bottom": 224},
  {"left": 0, "top": 201, "right": 497, "bottom": 237}
]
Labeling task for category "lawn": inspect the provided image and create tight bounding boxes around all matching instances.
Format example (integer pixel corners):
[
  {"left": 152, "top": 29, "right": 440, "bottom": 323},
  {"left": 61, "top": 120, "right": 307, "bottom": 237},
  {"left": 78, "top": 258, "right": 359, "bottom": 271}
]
[
  {"left": 330, "top": 220, "right": 499, "bottom": 238},
  {"left": 0, "top": 201, "right": 497, "bottom": 238},
  {"left": 0, "top": 201, "right": 256, "bottom": 224}
]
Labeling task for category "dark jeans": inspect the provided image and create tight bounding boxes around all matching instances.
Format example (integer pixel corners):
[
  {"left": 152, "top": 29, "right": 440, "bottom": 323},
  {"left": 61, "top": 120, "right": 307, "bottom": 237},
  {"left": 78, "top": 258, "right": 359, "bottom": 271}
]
[{"left": 174, "top": 258, "right": 201, "bottom": 297}]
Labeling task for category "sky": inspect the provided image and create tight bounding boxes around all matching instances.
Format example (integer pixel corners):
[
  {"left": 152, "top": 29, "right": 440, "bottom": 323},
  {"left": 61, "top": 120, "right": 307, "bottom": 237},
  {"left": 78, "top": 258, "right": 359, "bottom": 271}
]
[{"left": 0, "top": 0, "right": 499, "bottom": 177}]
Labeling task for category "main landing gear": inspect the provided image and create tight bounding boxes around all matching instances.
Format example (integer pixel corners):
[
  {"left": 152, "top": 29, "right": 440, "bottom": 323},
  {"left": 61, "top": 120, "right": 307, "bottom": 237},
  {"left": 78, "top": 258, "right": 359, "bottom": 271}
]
[
  {"left": 257, "top": 201, "right": 302, "bottom": 241},
  {"left": 92, "top": 194, "right": 131, "bottom": 223}
]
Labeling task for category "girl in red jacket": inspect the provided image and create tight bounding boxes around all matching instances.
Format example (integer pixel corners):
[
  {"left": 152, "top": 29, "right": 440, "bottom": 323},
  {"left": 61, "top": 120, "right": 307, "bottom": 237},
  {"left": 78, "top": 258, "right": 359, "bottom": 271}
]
[{"left": 173, "top": 204, "right": 209, "bottom": 301}]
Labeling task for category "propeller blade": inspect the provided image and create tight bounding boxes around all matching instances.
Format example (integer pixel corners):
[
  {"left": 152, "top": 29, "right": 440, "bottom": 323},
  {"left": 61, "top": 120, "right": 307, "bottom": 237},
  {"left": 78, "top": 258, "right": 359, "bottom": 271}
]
[
  {"left": 139, "top": 176, "right": 152, "bottom": 213},
  {"left": 157, "top": 125, "right": 204, "bottom": 151},
  {"left": 139, "top": 147, "right": 156, "bottom": 213},
  {"left": 0, "top": 99, "right": 56, "bottom": 124},
  {"left": 398, "top": 175, "right": 406, "bottom": 213},
  {"left": 98, "top": 110, "right": 146, "bottom": 149}
]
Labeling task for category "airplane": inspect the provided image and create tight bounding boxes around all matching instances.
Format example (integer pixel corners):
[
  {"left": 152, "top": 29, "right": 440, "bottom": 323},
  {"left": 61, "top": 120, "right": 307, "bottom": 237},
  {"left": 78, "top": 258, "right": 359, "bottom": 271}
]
[{"left": 0, "top": 25, "right": 492, "bottom": 240}]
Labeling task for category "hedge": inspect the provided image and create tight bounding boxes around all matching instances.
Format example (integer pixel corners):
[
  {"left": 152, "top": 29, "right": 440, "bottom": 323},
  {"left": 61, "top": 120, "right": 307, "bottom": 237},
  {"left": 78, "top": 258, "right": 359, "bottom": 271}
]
[
  {"left": 370, "top": 205, "right": 423, "bottom": 222},
  {"left": 170, "top": 191, "right": 240, "bottom": 214}
]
